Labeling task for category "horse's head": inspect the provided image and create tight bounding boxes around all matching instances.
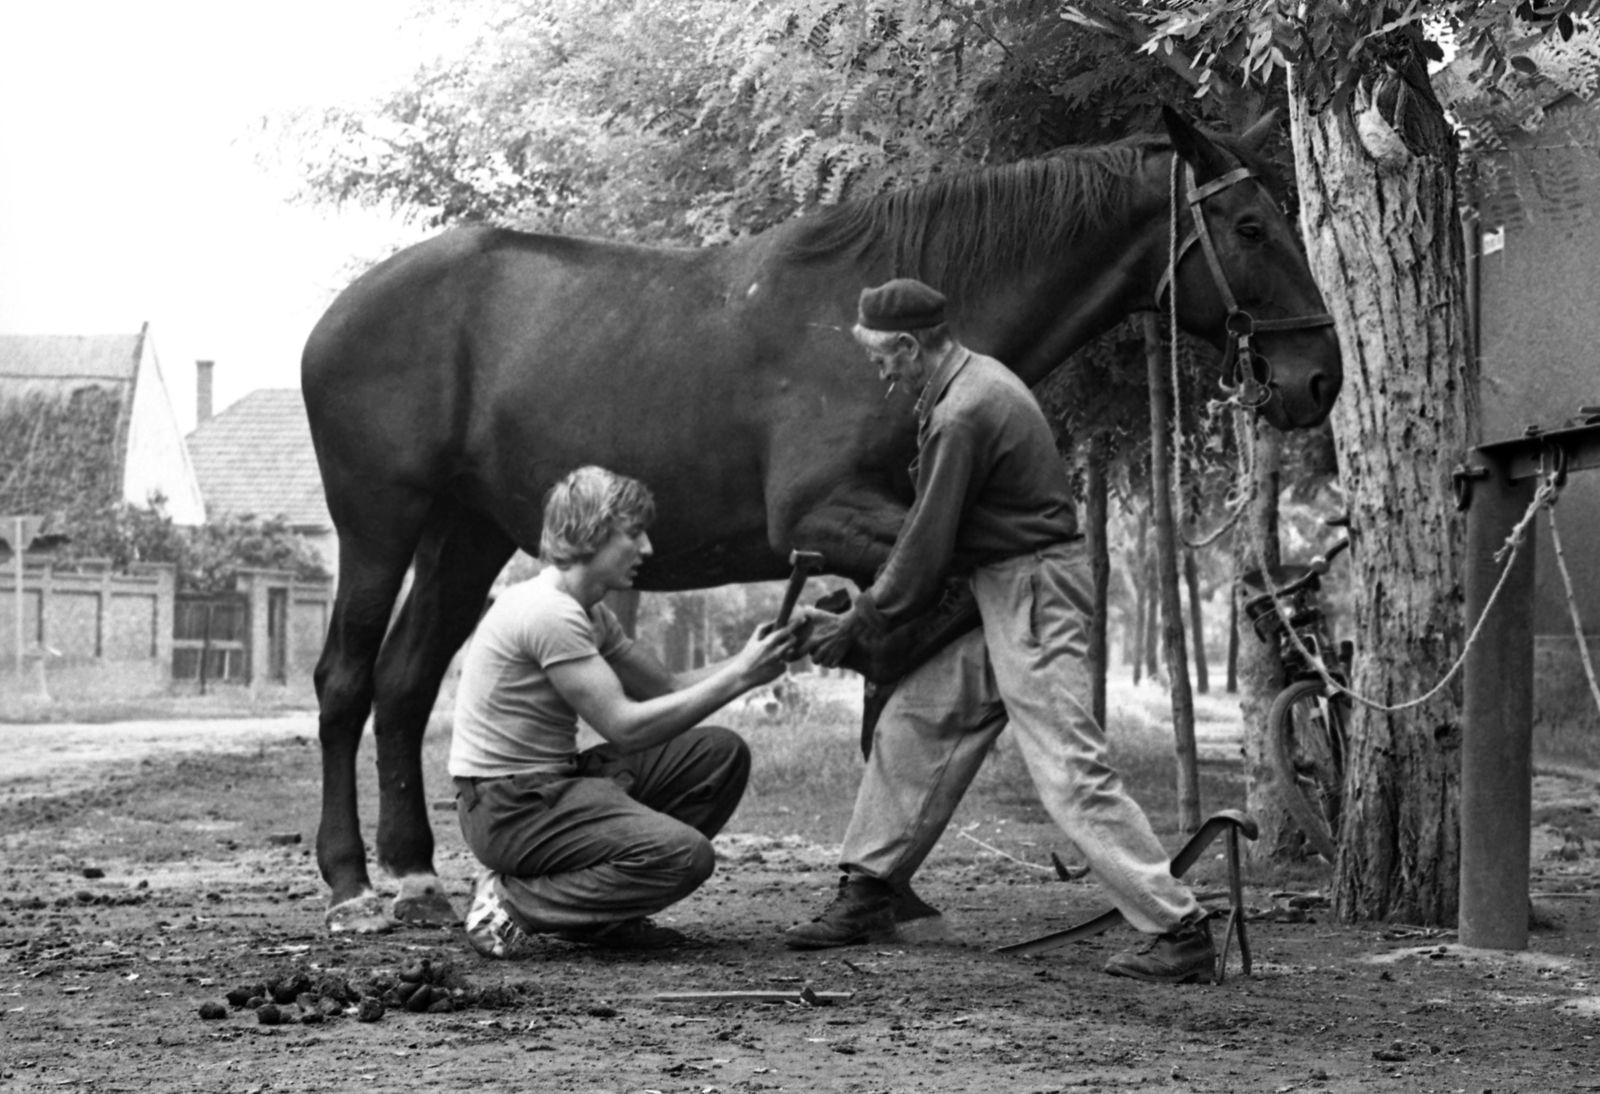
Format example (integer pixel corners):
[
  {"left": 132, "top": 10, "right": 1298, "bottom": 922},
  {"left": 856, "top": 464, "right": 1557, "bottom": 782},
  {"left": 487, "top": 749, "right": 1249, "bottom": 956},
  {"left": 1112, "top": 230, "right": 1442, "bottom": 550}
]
[{"left": 1160, "top": 107, "right": 1342, "bottom": 431}]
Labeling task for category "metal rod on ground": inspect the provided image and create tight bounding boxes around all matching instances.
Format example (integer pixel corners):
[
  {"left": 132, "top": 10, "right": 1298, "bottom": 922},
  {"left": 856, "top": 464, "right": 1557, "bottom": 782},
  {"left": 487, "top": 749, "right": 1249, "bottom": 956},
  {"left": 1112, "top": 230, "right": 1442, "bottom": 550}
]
[
  {"left": 1459, "top": 448, "right": 1536, "bottom": 950},
  {"left": 654, "top": 990, "right": 853, "bottom": 1004}
]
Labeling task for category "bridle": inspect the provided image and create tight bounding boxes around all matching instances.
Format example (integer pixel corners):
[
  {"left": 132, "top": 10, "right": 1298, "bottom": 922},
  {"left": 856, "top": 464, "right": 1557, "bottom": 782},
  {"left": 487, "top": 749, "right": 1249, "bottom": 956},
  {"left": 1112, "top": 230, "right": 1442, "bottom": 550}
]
[{"left": 1155, "top": 159, "right": 1335, "bottom": 410}]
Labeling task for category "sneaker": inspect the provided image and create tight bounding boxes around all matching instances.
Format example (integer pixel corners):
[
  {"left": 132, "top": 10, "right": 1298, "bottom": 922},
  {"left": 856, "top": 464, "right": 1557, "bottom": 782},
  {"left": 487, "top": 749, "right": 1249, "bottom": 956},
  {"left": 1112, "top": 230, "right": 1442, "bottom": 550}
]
[
  {"left": 784, "top": 873, "right": 896, "bottom": 950},
  {"left": 556, "top": 917, "right": 687, "bottom": 950},
  {"left": 1103, "top": 915, "right": 1217, "bottom": 984},
  {"left": 463, "top": 874, "right": 539, "bottom": 960}
]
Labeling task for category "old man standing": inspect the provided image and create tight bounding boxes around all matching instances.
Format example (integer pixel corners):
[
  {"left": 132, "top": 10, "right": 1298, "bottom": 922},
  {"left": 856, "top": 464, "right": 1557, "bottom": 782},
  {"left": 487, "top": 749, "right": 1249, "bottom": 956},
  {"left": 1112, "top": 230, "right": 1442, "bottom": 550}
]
[{"left": 792, "top": 278, "right": 1215, "bottom": 984}]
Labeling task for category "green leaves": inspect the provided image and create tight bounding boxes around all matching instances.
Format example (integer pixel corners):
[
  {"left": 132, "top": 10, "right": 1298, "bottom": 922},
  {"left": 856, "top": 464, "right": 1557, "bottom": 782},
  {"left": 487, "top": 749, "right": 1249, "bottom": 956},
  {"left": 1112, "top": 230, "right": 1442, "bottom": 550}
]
[
  {"left": 274, "top": 0, "right": 1229, "bottom": 244},
  {"left": 58, "top": 501, "right": 328, "bottom": 594}
]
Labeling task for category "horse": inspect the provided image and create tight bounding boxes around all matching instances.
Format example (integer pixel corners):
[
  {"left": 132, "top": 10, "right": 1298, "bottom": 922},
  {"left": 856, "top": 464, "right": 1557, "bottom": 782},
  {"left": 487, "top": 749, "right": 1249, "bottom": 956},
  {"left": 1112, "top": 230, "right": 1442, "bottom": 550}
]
[{"left": 302, "top": 107, "right": 1342, "bottom": 932}]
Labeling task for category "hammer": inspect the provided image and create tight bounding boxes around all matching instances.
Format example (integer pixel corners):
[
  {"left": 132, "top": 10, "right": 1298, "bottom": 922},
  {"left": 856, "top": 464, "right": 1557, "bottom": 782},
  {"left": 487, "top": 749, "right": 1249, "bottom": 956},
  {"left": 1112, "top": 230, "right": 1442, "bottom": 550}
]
[{"left": 775, "top": 550, "right": 825, "bottom": 627}]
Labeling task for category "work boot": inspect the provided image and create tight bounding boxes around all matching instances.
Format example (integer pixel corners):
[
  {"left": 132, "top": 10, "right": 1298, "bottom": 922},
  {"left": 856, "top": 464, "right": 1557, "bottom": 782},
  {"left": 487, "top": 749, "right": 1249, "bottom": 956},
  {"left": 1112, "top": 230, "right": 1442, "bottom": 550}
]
[
  {"left": 463, "top": 873, "right": 539, "bottom": 960},
  {"left": 1103, "top": 915, "right": 1217, "bottom": 984},
  {"left": 556, "top": 918, "right": 687, "bottom": 950},
  {"left": 784, "top": 873, "right": 896, "bottom": 950}
]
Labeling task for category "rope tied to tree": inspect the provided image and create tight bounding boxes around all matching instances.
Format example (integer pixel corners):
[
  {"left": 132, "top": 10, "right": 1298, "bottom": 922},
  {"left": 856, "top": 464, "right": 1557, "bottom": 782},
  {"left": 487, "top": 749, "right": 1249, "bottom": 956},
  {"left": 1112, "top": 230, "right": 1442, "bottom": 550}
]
[
  {"left": 1259, "top": 471, "right": 1560, "bottom": 715},
  {"left": 1159, "top": 152, "right": 1586, "bottom": 721}
]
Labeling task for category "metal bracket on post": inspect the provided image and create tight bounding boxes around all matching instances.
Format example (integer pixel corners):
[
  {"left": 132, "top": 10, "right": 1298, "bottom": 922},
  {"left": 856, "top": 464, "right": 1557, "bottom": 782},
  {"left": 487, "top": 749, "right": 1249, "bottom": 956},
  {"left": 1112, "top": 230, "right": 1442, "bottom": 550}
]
[
  {"left": 1452, "top": 464, "right": 1489, "bottom": 512},
  {"left": 1539, "top": 439, "right": 1570, "bottom": 493}
]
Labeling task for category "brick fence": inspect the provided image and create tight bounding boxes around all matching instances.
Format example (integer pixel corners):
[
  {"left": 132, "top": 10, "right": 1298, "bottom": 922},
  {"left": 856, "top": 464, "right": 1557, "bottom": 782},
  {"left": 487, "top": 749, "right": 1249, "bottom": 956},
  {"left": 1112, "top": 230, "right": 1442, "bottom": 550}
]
[{"left": 0, "top": 558, "right": 331, "bottom": 695}]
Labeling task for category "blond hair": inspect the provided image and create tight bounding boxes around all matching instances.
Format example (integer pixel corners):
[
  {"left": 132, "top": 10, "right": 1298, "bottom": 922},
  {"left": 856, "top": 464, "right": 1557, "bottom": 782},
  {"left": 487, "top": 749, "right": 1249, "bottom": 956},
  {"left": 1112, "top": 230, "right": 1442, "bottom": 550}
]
[{"left": 539, "top": 466, "right": 656, "bottom": 567}]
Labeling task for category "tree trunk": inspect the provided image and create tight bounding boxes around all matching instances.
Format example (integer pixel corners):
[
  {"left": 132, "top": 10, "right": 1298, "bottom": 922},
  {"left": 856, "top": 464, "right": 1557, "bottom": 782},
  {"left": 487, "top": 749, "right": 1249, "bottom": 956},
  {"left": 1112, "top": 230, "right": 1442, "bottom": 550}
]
[
  {"left": 1142, "top": 554, "right": 1161, "bottom": 684},
  {"left": 1226, "top": 593, "right": 1239, "bottom": 694},
  {"left": 1290, "top": 48, "right": 1476, "bottom": 924},
  {"left": 1185, "top": 549, "right": 1210, "bottom": 694},
  {"left": 662, "top": 596, "right": 691, "bottom": 672},
  {"left": 1145, "top": 314, "right": 1201, "bottom": 832},
  {"left": 1085, "top": 432, "right": 1111, "bottom": 729},
  {"left": 1236, "top": 424, "right": 1303, "bottom": 862},
  {"left": 1130, "top": 506, "right": 1149, "bottom": 684}
]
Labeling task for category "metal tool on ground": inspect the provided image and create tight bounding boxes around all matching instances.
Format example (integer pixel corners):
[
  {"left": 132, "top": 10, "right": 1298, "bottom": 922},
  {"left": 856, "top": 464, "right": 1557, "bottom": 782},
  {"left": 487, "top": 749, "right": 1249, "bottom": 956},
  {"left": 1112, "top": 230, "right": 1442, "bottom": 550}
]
[
  {"left": 996, "top": 809, "right": 1259, "bottom": 982},
  {"left": 775, "top": 549, "right": 825, "bottom": 627},
  {"left": 653, "top": 988, "right": 852, "bottom": 1005}
]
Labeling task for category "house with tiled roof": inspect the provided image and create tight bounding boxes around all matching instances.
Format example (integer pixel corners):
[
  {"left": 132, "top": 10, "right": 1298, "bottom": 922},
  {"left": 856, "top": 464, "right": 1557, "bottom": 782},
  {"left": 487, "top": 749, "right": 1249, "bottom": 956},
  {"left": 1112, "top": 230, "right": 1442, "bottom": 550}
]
[
  {"left": 0, "top": 324, "right": 206, "bottom": 527},
  {"left": 185, "top": 386, "right": 336, "bottom": 573}
]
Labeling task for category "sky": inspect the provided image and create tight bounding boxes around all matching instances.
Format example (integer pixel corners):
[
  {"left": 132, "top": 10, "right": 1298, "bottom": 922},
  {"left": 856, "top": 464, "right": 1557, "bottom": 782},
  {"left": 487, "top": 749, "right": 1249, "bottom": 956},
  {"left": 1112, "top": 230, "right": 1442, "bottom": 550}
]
[{"left": 0, "top": 1, "right": 453, "bottom": 432}]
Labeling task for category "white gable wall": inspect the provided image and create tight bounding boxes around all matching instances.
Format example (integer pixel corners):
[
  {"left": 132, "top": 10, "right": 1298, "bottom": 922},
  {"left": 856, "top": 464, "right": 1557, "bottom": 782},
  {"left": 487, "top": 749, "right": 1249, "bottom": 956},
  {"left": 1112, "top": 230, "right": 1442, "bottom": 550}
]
[{"left": 123, "top": 330, "right": 206, "bottom": 524}]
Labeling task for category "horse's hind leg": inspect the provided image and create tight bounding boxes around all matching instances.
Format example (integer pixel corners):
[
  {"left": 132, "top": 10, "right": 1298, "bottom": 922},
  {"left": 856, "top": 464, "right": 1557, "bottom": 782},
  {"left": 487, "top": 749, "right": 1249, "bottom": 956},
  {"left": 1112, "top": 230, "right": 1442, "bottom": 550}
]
[
  {"left": 315, "top": 494, "right": 430, "bottom": 933},
  {"left": 371, "top": 502, "right": 516, "bottom": 927}
]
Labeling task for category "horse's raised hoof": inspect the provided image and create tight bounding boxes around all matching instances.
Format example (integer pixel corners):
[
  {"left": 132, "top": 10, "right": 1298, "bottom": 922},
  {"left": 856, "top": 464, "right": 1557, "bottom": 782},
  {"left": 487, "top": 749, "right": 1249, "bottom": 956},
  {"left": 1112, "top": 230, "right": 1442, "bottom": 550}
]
[
  {"left": 325, "top": 892, "right": 395, "bottom": 934},
  {"left": 390, "top": 876, "right": 458, "bottom": 928}
]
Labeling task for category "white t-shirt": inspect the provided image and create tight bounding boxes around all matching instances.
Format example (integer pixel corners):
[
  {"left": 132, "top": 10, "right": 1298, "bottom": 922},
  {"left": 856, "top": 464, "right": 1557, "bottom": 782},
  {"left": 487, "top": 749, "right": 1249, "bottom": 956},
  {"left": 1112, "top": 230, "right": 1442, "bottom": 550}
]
[{"left": 448, "top": 568, "right": 633, "bottom": 778}]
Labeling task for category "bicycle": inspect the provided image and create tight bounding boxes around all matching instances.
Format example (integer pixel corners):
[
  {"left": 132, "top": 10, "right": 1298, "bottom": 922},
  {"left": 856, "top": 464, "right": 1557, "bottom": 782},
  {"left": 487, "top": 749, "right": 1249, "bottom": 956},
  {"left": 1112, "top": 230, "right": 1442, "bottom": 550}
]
[{"left": 1240, "top": 537, "right": 1353, "bottom": 862}]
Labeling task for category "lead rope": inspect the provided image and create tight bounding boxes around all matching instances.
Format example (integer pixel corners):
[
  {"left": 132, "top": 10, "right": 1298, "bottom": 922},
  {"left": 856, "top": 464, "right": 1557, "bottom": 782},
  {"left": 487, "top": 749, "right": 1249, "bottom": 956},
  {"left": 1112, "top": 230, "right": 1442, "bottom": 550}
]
[
  {"left": 1547, "top": 502, "right": 1600, "bottom": 719},
  {"left": 1259, "top": 474, "right": 1556, "bottom": 714}
]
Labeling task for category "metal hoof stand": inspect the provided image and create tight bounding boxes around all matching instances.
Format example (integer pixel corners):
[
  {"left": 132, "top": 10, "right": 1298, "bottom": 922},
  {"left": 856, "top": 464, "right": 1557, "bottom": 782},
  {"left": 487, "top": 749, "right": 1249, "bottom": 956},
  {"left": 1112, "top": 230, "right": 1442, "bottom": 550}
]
[
  {"left": 997, "top": 809, "right": 1259, "bottom": 982},
  {"left": 1456, "top": 411, "right": 1600, "bottom": 950}
]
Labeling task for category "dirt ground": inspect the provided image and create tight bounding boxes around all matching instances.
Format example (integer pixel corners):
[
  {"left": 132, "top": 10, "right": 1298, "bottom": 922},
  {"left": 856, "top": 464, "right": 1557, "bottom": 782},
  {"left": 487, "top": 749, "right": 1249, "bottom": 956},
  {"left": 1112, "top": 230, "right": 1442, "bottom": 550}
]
[{"left": 1, "top": 715, "right": 1597, "bottom": 1094}]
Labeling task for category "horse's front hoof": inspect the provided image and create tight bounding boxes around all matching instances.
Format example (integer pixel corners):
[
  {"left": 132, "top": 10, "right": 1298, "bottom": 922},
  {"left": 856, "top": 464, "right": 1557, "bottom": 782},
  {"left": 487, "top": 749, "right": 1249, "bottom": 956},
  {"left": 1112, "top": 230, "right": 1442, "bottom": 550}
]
[
  {"left": 325, "top": 893, "right": 395, "bottom": 934},
  {"left": 391, "top": 888, "right": 458, "bottom": 928}
]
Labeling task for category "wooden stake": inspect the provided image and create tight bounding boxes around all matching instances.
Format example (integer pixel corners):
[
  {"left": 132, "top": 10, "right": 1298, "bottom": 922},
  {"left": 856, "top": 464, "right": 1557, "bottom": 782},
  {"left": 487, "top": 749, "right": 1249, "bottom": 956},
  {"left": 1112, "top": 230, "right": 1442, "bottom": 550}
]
[{"left": 1143, "top": 313, "right": 1200, "bottom": 832}]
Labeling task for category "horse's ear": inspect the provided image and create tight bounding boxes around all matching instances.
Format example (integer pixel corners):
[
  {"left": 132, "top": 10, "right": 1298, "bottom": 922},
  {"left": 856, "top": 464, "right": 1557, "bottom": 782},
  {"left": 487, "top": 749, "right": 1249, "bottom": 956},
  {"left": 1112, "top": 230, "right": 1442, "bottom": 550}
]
[
  {"left": 1162, "top": 105, "right": 1233, "bottom": 181},
  {"left": 1238, "top": 109, "right": 1280, "bottom": 153}
]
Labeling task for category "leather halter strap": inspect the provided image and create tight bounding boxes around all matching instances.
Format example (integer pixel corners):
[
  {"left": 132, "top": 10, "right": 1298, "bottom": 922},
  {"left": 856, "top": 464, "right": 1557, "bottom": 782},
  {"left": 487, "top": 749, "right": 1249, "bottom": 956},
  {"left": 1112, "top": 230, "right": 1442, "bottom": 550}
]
[{"left": 1155, "top": 160, "right": 1335, "bottom": 407}]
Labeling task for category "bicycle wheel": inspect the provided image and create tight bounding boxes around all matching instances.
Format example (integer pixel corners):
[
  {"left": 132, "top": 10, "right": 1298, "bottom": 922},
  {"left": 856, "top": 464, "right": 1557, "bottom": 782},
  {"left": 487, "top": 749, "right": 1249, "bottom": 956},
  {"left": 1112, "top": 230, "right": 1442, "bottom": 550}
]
[{"left": 1268, "top": 678, "right": 1348, "bottom": 862}]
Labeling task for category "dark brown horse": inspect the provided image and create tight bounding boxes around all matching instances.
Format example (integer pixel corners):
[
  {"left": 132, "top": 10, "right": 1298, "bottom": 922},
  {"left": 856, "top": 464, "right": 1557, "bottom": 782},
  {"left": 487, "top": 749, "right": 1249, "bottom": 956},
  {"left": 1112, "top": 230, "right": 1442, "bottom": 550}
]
[{"left": 303, "top": 108, "right": 1341, "bottom": 932}]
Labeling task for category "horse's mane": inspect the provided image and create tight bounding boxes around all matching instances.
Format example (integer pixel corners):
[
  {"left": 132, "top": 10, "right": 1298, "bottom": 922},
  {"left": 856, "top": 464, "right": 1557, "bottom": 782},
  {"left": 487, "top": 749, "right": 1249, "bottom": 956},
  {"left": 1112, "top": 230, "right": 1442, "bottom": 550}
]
[{"left": 782, "top": 130, "right": 1284, "bottom": 302}]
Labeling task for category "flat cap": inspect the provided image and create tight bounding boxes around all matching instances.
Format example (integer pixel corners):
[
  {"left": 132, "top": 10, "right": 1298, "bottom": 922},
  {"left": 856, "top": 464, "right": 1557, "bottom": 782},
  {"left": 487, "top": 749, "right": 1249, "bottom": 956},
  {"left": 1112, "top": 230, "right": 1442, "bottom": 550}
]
[{"left": 857, "top": 278, "right": 946, "bottom": 332}]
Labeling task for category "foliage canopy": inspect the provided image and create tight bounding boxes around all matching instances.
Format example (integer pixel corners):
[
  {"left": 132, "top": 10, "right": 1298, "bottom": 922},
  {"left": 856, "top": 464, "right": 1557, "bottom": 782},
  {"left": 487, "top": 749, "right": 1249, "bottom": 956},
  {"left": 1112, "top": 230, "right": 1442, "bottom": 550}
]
[
  {"left": 277, "top": 0, "right": 1247, "bottom": 243},
  {"left": 59, "top": 497, "right": 329, "bottom": 595}
]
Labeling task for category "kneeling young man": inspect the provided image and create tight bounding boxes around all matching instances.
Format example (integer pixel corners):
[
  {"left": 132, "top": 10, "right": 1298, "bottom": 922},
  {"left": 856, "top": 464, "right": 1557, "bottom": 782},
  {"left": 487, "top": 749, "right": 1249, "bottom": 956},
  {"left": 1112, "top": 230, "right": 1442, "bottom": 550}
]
[
  {"left": 454, "top": 466, "right": 799, "bottom": 955},
  {"left": 795, "top": 280, "right": 1215, "bottom": 984}
]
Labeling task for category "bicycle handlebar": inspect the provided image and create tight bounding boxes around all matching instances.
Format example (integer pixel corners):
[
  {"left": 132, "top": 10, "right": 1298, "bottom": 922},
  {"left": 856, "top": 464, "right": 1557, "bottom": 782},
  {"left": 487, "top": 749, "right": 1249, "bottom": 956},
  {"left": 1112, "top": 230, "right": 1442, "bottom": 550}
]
[
  {"left": 1313, "top": 537, "right": 1351, "bottom": 573},
  {"left": 1242, "top": 538, "right": 1351, "bottom": 609}
]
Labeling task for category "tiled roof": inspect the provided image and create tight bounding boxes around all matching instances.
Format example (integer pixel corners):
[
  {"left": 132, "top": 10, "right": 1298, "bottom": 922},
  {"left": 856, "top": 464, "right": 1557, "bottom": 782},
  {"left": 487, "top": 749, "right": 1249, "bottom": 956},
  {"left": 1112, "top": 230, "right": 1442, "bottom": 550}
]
[
  {"left": 186, "top": 389, "right": 332, "bottom": 530},
  {"left": 0, "top": 333, "right": 142, "bottom": 383}
]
